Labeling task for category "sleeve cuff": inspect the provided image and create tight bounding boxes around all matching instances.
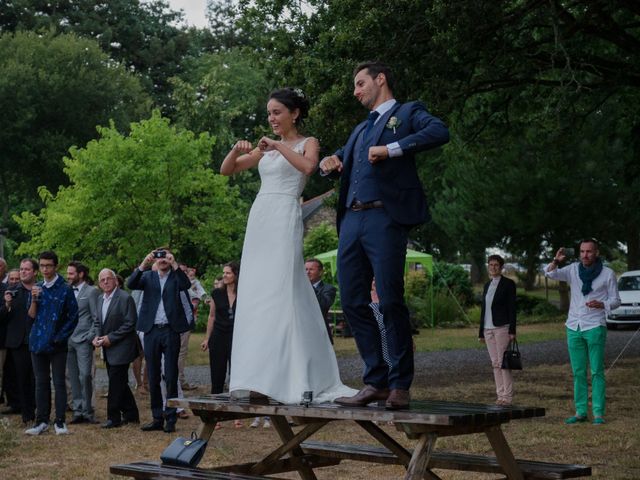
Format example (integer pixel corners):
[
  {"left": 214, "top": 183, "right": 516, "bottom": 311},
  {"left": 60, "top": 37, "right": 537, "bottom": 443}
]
[{"left": 386, "top": 142, "right": 403, "bottom": 157}]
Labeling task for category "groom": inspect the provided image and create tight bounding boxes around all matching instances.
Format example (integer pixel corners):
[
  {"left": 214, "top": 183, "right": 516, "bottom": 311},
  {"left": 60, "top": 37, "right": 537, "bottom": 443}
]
[{"left": 320, "top": 61, "right": 449, "bottom": 409}]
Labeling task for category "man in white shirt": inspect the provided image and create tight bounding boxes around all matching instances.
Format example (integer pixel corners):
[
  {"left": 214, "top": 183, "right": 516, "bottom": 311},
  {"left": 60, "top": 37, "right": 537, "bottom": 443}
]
[{"left": 545, "top": 238, "right": 620, "bottom": 425}]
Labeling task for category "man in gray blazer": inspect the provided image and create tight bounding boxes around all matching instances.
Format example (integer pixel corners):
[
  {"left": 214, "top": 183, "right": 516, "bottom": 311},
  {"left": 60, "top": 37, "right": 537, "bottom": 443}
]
[
  {"left": 93, "top": 269, "right": 139, "bottom": 429},
  {"left": 66, "top": 261, "right": 100, "bottom": 424}
]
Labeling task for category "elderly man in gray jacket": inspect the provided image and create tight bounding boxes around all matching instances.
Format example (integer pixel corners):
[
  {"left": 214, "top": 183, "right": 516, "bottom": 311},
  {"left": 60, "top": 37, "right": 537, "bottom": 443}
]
[{"left": 93, "top": 268, "right": 139, "bottom": 428}]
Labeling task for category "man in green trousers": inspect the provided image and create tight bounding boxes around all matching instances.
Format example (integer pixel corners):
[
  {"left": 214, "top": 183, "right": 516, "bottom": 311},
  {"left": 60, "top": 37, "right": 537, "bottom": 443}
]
[{"left": 545, "top": 239, "right": 620, "bottom": 425}]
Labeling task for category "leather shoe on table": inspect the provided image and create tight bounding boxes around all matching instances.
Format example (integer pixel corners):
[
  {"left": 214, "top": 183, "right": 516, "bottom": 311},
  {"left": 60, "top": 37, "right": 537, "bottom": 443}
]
[
  {"left": 164, "top": 422, "right": 176, "bottom": 433},
  {"left": 141, "top": 420, "right": 164, "bottom": 432},
  {"left": 334, "top": 385, "right": 390, "bottom": 407},
  {"left": 102, "top": 419, "right": 122, "bottom": 429},
  {"left": 385, "top": 389, "right": 410, "bottom": 410}
]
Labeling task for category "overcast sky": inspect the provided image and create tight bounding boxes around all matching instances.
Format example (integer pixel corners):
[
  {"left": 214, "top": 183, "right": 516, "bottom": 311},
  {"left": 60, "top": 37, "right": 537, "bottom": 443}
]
[{"left": 166, "top": 0, "right": 209, "bottom": 28}]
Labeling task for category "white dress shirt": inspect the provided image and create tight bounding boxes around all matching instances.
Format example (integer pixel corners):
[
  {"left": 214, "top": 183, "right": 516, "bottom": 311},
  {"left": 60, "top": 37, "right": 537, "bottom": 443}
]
[
  {"left": 545, "top": 262, "right": 620, "bottom": 331},
  {"left": 102, "top": 288, "right": 117, "bottom": 323},
  {"left": 153, "top": 272, "right": 169, "bottom": 325},
  {"left": 483, "top": 276, "right": 501, "bottom": 329},
  {"left": 372, "top": 99, "right": 402, "bottom": 157}
]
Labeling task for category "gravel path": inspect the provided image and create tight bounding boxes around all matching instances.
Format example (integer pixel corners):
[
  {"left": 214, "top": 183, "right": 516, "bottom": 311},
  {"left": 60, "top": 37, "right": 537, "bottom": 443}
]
[{"left": 94, "top": 328, "right": 640, "bottom": 389}]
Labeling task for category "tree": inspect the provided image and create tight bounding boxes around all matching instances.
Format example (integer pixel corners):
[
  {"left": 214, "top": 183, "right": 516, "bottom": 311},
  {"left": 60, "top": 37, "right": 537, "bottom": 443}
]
[
  {"left": 0, "top": 31, "right": 151, "bottom": 250},
  {"left": 14, "top": 112, "right": 247, "bottom": 274},
  {"left": 303, "top": 223, "right": 338, "bottom": 260},
  {"left": 0, "top": 0, "right": 197, "bottom": 110}
]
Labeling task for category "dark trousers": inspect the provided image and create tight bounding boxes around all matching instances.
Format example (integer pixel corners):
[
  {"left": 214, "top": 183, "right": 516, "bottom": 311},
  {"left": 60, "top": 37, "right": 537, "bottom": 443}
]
[
  {"left": 10, "top": 345, "right": 35, "bottom": 423},
  {"left": 208, "top": 329, "right": 233, "bottom": 394},
  {"left": 106, "top": 362, "right": 139, "bottom": 423},
  {"left": 31, "top": 349, "right": 67, "bottom": 424},
  {"left": 2, "top": 349, "right": 21, "bottom": 409},
  {"left": 144, "top": 325, "right": 180, "bottom": 425},
  {"left": 337, "top": 208, "right": 414, "bottom": 390}
]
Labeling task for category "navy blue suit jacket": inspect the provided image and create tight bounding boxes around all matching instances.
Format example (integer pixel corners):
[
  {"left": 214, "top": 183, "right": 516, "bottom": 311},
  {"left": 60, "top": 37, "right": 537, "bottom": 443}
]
[
  {"left": 127, "top": 268, "right": 191, "bottom": 334},
  {"left": 333, "top": 101, "right": 449, "bottom": 232}
]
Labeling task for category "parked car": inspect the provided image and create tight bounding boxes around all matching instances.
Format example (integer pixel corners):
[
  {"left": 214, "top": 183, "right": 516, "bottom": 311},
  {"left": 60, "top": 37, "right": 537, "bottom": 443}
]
[{"left": 606, "top": 270, "right": 640, "bottom": 329}]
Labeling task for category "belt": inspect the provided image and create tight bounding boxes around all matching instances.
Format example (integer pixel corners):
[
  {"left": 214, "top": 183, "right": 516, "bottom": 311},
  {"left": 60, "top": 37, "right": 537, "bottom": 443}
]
[
  {"left": 350, "top": 200, "right": 384, "bottom": 212},
  {"left": 154, "top": 323, "right": 169, "bottom": 329}
]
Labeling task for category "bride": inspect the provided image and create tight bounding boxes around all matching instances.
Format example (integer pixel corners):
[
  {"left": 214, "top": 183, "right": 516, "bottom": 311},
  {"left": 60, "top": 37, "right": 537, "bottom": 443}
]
[{"left": 220, "top": 88, "right": 356, "bottom": 404}]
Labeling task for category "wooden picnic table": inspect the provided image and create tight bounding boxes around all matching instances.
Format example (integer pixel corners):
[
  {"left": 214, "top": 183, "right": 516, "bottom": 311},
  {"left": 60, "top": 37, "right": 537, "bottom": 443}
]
[{"left": 111, "top": 394, "right": 591, "bottom": 480}]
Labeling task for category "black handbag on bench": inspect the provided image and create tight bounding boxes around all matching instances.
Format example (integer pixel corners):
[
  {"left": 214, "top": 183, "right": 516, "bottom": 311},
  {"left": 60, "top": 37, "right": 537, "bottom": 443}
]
[
  {"left": 501, "top": 339, "right": 523, "bottom": 370},
  {"left": 160, "top": 432, "right": 207, "bottom": 468}
]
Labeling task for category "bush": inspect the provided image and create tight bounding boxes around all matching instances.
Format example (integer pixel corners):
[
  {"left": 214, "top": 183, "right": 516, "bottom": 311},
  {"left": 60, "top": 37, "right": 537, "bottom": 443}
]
[
  {"left": 432, "top": 262, "right": 475, "bottom": 306},
  {"left": 515, "top": 294, "right": 559, "bottom": 316},
  {"left": 408, "top": 292, "right": 471, "bottom": 328}
]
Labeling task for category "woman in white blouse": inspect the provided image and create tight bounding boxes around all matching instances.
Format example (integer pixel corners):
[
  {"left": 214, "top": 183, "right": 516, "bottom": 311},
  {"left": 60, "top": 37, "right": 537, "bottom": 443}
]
[{"left": 479, "top": 255, "right": 517, "bottom": 405}]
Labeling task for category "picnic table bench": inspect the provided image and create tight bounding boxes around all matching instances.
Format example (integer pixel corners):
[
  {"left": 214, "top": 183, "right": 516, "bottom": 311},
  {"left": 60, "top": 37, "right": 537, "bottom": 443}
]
[{"left": 111, "top": 395, "right": 591, "bottom": 480}]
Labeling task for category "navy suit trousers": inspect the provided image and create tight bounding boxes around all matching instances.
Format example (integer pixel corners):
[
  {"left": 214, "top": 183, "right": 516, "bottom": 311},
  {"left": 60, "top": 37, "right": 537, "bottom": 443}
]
[
  {"left": 144, "top": 325, "right": 180, "bottom": 424},
  {"left": 337, "top": 208, "right": 414, "bottom": 390}
]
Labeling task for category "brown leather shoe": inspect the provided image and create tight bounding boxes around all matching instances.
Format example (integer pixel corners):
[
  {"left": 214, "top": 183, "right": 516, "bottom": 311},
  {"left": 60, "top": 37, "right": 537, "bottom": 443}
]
[
  {"left": 385, "top": 389, "right": 410, "bottom": 410},
  {"left": 334, "top": 385, "right": 389, "bottom": 407}
]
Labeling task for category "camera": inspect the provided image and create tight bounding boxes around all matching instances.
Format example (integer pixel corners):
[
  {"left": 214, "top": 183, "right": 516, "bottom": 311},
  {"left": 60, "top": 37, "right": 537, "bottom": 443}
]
[{"left": 153, "top": 250, "right": 167, "bottom": 259}]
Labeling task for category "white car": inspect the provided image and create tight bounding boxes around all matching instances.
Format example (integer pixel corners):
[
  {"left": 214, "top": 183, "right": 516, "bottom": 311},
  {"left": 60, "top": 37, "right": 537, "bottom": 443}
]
[{"left": 607, "top": 270, "right": 640, "bottom": 329}]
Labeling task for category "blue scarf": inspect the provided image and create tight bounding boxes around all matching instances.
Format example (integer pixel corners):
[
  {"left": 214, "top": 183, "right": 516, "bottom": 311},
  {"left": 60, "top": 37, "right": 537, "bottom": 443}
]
[{"left": 578, "top": 258, "right": 603, "bottom": 295}]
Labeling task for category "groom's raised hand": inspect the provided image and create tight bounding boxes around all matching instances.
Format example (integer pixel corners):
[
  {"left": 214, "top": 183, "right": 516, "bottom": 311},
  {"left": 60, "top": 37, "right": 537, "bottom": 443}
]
[{"left": 319, "top": 155, "right": 343, "bottom": 174}]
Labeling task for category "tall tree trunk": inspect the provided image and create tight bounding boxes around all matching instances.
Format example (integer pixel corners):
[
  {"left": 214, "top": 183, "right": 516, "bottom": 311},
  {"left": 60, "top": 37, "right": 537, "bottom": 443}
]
[
  {"left": 523, "top": 243, "right": 540, "bottom": 291},
  {"left": 469, "top": 248, "right": 487, "bottom": 285}
]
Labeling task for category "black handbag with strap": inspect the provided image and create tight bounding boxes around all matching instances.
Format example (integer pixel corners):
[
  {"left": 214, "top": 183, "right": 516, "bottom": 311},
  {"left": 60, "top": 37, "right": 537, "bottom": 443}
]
[
  {"left": 501, "top": 339, "right": 523, "bottom": 370},
  {"left": 160, "top": 432, "right": 207, "bottom": 468}
]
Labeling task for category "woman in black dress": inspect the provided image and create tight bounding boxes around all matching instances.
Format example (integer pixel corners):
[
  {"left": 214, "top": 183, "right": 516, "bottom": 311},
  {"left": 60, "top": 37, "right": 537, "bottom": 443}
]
[{"left": 201, "top": 262, "right": 239, "bottom": 395}]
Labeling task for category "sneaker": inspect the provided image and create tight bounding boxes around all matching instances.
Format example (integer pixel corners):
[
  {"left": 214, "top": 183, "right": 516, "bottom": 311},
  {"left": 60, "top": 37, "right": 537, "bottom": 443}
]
[
  {"left": 250, "top": 418, "right": 261, "bottom": 428},
  {"left": 263, "top": 419, "right": 271, "bottom": 428},
  {"left": 54, "top": 421, "right": 69, "bottom": 435},
  {"left": 25, "top": 422, "right": 49, "bottom": 435}
]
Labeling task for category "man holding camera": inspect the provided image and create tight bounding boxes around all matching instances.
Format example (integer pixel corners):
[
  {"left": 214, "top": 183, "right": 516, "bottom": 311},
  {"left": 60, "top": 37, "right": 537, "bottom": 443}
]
[
  {"left": 26, "top": 251, "right": 79, "bottom": 435},
  {"left": 0, "top": 260, "right": 37, "bottom": 424},
  {"left": 127, "top": 248, "right": 191, "bottom": 433},
  {"left": 545, "top": 239, "right": 620, "bottom": 425}
]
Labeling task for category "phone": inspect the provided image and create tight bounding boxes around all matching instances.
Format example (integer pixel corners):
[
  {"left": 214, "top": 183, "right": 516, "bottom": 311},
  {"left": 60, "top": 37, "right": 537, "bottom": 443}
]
[
  {"left": 153, "top": 250, "right": 167, "bottom": 259},
  {"left": 564, "top": 248, "right": 575, "bottom": 257}
]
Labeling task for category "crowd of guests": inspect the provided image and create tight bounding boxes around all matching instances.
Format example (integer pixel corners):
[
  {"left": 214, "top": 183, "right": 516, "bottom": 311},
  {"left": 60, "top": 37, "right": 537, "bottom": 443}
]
[
  {"left": 0, "top": 237, "right": 617, "bottom": 434},
  {"left": 0, "top": 249, "right": 339, "bottom": 436},
  {"left": 0, "top": 249, "right": 207, "bottom": 435}
]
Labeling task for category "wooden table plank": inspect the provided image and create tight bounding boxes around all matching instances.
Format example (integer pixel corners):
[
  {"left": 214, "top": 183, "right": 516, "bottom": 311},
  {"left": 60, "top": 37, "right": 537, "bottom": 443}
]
[{"left": 169, "top": 395, "right": 545, "bottom": 427}]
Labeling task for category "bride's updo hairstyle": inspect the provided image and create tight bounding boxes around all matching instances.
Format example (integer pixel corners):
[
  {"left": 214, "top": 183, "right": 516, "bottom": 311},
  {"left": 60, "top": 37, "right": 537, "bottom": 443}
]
[{"left": 269, "top": 87, "right": 310, "bottom": 127}]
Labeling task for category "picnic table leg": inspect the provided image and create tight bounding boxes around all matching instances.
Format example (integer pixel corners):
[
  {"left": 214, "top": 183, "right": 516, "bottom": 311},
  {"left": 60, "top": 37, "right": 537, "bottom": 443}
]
[
  {"left": 405, "top": 432, "right": 438, "bottom": 480},
  {"left": 269, "top": 415, "right": 319, "bottom": 480},
  {"left": 485, "top": 425, "right": 524, "bottom": 480}
]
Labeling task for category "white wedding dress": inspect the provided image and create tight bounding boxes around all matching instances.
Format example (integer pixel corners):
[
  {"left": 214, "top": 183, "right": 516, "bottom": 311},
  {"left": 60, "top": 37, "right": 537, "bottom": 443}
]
[{"left": 229, "top": 138, "right": 357, "bottom": 404}]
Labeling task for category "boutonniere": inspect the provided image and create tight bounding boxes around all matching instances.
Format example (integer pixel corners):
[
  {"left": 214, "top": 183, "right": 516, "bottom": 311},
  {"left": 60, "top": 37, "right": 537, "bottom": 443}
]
[{"left": 386, "top": 116, "right": 401, "bottom": 134}]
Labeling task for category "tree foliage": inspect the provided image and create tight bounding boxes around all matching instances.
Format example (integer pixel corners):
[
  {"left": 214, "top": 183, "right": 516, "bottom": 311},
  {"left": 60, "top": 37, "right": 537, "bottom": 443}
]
[
  {"left": 14, "top": 112, "right": 247, "bottom": 274},
  {"left": 0, "top": 30, "right": 151, "bottom": 247}
]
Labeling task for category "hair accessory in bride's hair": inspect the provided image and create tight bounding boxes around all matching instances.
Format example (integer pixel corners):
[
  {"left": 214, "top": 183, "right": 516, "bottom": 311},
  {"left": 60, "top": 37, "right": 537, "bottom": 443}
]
[{"left": 293, "top": 88, "right": 306, "bottom": 99}]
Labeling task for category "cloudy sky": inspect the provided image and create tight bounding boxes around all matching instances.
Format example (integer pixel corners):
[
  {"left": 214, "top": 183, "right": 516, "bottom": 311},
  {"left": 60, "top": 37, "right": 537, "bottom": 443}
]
[{"left": 166, "top": 0, "right": 208, "bottom": 28}]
